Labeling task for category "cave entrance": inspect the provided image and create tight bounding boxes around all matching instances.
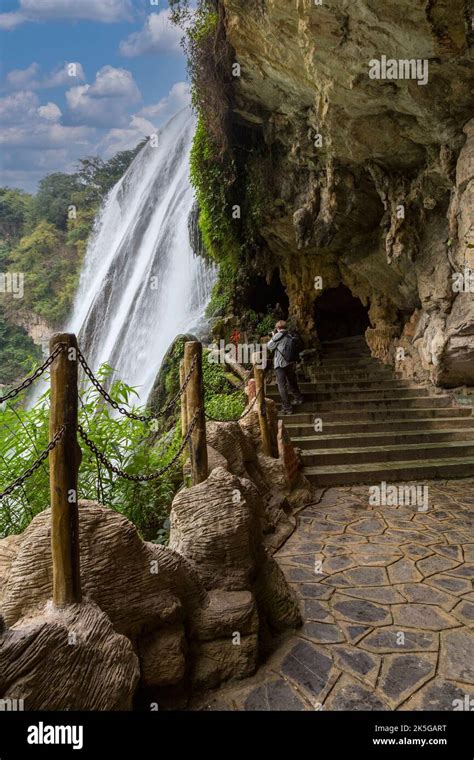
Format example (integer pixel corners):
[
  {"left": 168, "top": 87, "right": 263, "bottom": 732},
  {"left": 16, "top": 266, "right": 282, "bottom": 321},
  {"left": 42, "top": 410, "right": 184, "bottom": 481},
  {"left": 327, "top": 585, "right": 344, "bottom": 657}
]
[
  {"left": 247, "top": 269, "right": 289, "bottom": 319},
  {"left": 314, "top": 284, "right": 370, "bottom": 342}
]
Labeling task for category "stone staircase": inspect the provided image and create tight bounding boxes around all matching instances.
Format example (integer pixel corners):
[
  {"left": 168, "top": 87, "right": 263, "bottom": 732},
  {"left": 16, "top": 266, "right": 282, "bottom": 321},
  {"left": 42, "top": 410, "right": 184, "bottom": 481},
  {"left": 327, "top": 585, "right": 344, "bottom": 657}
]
[{"left": 269, "top": 335, "right": 474, "bottom": 486}]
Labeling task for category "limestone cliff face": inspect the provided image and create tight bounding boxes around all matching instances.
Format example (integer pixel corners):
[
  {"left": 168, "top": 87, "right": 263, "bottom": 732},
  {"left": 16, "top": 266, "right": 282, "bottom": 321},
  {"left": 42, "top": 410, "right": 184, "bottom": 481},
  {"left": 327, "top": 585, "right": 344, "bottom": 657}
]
[
  {"left": 217, "top": 0, "right": 474, "bottom": 386},
  {"left": 10, "top": 311, "right": 53, "bottom": 353}
]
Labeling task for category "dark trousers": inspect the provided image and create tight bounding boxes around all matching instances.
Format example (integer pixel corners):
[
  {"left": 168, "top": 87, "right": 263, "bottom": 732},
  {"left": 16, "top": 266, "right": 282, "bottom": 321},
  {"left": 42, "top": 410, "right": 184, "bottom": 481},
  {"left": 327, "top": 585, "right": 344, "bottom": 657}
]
[{"left": 275, "top": 364, "right": 303, "bottom": 411}]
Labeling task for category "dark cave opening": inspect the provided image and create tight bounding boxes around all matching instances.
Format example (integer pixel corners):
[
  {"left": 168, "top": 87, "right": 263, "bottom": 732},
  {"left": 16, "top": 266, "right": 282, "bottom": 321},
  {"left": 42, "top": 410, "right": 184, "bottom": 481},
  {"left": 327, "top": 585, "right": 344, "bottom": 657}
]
[
  {"left": 314, "top": 284, "right": 371, "bottom": 342},
  {"left": 246, "top": 269, "right": 289, "bottom": 319}
]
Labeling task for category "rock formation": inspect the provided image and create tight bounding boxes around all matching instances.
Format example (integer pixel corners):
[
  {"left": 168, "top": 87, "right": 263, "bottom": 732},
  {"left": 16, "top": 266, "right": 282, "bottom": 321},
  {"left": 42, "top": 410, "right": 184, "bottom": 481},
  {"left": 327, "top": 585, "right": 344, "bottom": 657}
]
[
  {"left": 210, "top": 0, "right": 474, "bottom": 387},
  {"left": 0, "top": 413, "right": 306, "bottom": 709}
]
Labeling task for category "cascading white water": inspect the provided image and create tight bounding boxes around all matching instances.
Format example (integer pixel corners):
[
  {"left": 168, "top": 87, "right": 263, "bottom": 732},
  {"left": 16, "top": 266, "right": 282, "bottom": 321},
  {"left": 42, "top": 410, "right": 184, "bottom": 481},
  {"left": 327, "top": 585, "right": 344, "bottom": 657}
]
[{"left": 67, "top": 106, "right": 215, "bottom": 402}]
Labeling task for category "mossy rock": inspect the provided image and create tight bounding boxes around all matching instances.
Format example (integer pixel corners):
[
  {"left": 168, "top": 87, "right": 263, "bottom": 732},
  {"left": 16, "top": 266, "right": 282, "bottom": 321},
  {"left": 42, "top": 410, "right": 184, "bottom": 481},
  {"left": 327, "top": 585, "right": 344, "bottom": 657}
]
[{"left": 147, "top": 334, "right": 198, "bottom": 433}]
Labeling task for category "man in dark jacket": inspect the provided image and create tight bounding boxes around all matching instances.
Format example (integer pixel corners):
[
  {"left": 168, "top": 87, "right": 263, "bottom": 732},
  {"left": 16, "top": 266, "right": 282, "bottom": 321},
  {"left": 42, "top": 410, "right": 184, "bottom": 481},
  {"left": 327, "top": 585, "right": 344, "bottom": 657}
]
[{"left": 267, "top": 320, "right": 304, "bottom": 414}]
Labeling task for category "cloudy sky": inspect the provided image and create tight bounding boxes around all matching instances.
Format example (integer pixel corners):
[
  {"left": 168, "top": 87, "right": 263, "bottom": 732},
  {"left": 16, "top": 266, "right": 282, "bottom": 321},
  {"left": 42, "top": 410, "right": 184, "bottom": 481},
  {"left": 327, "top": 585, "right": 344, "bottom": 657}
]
[{"left": 0, "top": 0, "right": 191, "bottom": 191}]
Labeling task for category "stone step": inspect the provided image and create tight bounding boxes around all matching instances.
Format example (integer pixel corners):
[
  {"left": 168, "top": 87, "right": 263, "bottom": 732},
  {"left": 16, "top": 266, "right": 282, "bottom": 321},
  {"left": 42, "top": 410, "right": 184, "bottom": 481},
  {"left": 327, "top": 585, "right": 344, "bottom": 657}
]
[
  {"left": 280, "top": 406, "right": 469, "bottom": 423},
  {"left": 317, "top": 358, "right": 381, "bottom": 368},
  {"left": 321, "top": 339, "right": 369, "bottom": 351},
  {"left": 321, "top": 350, "right": 372, "bottom": 359},
  {"left": 292, "top": 396, "right": 453, "bottom": 413},
  {"left": 301, "top": 439, "right": 474, "bottom": 466},
  {"left": 294, "top": 368, "right": 394, "bottom": 385},
  {"left": 285, "top": 415, "right": 474, "bottom": 436},
  {"left": 267, "top": 387, "right": 432, "bottom": 402},
  {"left": 304, "top": 358, "right": 394, "bottom": 375},
  {"left": 298, "top": 371, "right": 395, "bottom": 383},
  {"left": 321, "top": 349, "right": 377, "bottom": 366},
  {"left": 292, "top": 427, "right": 474, "bottom": 449},
  {"left": 270, "top": 378, "right": 416, "bottom": 392},
  {"left": 304, "top": 457, "right": 474, "bottom": 486}
]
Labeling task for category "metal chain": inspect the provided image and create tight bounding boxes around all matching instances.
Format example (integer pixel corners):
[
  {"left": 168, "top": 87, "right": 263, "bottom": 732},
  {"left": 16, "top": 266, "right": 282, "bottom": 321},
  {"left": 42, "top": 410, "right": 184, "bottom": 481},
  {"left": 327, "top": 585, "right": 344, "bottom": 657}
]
[
  {"left": 76, "top": 348, "right": 197, "bottom": 421},
  {"left": 205, "top": 387, "right": 262, "bottom": 423},
  {"left": 0, "top": 426, "right": 66, "bottom": 500},
  {"left": 0, "top": 343, "right": 66, "bottom": 404},
  {"left": 77, "top": 410, "right": 199, "bottom": 482}
]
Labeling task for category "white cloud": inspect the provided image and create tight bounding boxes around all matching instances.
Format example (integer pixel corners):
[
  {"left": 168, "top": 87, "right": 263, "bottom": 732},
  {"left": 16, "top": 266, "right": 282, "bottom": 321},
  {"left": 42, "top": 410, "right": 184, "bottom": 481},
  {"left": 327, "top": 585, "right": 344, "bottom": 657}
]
[
  {"left": 0, "top": 0, "right": 133, "bottom": 28},
  {"left": 0, "top": 90, "right": 39, "bottom": 125},
  {"left": 6, "top": 62, "right": 86, "bottom": 90},
  {"left": 119, "top": 10, "right": 182, "bottom": 57},
  {"left": 138, "top": 82, "right": 191, "bottom": 122},
  {"left": 0, "top": 87, "right": 96, "bottom": 191},
  {"left": 0, "top": 123, "right": 93, "bottom": 150},
  {"left": 98, "top": 81, "right": 191, "bottom": 157},
  {"left": 38, "top": 102, "right": 62, "bottom": 122},
  {"left": 98, "top": 113, "right": 159, "bottom": 158},
  {"left": 66, "top": 66, "right": 141, "bottom": 127},
  {"left": 0, "top": 12, "right": 24, "bottom": 30},
  {"left": 87, "top": 66, "right": 140, "bottom": 99}
]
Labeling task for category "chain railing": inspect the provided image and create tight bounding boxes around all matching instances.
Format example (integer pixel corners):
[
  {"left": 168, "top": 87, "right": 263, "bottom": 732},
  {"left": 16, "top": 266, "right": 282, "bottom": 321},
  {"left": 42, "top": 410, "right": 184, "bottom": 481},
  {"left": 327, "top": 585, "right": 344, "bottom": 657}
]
[
  {"left": 0, "top": 334, "right": 275, "bottom": 607},
  {"left": 0, "top": 342, "right": 66, "bottom": 404},
  {"left": 77, "top": 347, "right": 197, "bottom": 421},
  {"left": 0, "top": 426, "right": 65, "bottom": 501},
  {"left": 77, "top": 409, "right": 199, "bottom": 483},
  {"left": 0, "top": 339, "right": 272, "bottom": 499},
  {"left": 0, "top": 342, "right": 68, "bottom": 502}
]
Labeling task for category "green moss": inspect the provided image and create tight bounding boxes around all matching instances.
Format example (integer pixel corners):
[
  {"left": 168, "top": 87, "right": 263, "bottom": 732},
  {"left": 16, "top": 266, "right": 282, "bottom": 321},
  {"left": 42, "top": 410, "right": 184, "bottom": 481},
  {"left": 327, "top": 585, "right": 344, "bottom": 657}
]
[
  {"left": 205, "top": 258, "right": 239, "bottom": 318},
  {"left": 190, "top": 113, "right": 240, "bottom": 263}
]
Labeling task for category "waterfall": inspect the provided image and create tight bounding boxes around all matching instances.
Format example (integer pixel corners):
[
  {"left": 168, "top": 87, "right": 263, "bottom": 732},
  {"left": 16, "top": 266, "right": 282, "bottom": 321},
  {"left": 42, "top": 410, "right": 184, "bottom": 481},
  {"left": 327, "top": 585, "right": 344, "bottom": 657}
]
[{"left": 67, "top": 106, "right": 215, "bottom": 403}]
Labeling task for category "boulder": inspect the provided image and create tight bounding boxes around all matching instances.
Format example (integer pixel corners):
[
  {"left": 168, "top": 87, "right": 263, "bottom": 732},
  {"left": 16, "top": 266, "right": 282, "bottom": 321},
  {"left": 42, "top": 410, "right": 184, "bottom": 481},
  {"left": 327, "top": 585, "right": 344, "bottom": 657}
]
[
  {"left": 0, "top": 601, "right": 139, "bottom": 710},
  {"left": 169, "top": 467, "right": 264, "bottom": 591},
  {"left": 0, "top": 501, "right": 207, "bottom": 636}
]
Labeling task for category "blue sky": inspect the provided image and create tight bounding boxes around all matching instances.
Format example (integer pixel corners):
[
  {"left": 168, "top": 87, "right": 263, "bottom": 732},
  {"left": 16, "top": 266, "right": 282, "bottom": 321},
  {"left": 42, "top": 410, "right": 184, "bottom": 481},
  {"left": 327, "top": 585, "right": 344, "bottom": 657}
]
[{"left": 0, "top": 0, "right": 190, "bottom": 191}]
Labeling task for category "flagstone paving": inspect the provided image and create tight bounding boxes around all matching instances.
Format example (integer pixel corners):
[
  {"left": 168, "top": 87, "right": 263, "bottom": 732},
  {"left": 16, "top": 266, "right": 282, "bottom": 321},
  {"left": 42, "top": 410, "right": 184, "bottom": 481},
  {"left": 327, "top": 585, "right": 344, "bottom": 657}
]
[{"left": 192, "top": 479, "right": 474, "bottom": 711}]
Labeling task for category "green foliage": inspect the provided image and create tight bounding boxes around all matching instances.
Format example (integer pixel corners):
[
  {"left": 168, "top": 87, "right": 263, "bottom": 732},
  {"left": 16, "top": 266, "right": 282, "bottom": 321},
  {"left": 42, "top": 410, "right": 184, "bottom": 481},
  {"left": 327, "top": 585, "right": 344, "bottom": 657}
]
[
  {"left": 204, "top": 392, "right": 245, "bottom": 421},
  {"left": 255, "top": 311, "right": 275, "bottom": 337},
  {"left": 205, "top": 258, "right": 238, "bottom": 318},
  {"left": 28, "top": 173, "right": 80, "bottom": 231},
  {"left": 202, "top": 350, "right": 246, "bottom": 419},
  {"left": 0, "top": 369, "right": 182, "bottom": 541},
  {"left": 0, "top": 140, "right": 144, "bottom": 371},
  {"left": 74, "top": 145, "right": 145, "bottom": 206},
  {"left": 0, "top": 188, "right": 31, "bottom": 243},
  {"left": 7, "top": 221, "right": 79, "bottom": 324},
  {"left": 147, "top": 335, "right": 188, "bottom": 435},
  {"left": 190, "top": 114, "right": 239, "bottom": 262}
]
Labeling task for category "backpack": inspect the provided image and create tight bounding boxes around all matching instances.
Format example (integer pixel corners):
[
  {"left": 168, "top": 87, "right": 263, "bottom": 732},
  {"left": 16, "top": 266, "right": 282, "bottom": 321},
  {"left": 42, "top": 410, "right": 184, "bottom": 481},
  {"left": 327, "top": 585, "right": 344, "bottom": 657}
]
[{"left": 275, "top": 332, "right": 303, "bottom": 363}]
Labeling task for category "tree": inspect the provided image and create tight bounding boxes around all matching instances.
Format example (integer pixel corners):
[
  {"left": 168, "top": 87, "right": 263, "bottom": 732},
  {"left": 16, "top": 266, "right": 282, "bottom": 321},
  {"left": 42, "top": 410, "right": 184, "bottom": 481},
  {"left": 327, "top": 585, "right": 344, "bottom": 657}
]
[
  {"left": 75, "top": 142, "right": 146, "bottom": 205},
  {"left": 0, "top": 188, "right": 32, "bottom": 243},
  {"left": 28, "top": 173, "right": 81, "bottom": 232},
  {"left": 8, "top": 221, "right": 76, "bottom": 324}
]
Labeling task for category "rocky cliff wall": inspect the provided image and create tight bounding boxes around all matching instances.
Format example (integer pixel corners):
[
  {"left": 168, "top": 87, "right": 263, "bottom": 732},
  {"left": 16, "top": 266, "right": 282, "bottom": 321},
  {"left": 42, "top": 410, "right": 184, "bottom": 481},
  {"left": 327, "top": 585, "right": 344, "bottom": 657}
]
[{"left": 213, "top": 0, "right": 474, "bottom": 386}]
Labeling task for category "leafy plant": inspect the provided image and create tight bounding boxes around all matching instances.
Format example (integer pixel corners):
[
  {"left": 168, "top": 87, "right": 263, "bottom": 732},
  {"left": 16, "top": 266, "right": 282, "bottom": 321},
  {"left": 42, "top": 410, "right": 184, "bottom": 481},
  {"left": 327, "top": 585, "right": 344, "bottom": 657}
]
[{"left": 0, "top": 367, "right": 183, "bottom": 541}]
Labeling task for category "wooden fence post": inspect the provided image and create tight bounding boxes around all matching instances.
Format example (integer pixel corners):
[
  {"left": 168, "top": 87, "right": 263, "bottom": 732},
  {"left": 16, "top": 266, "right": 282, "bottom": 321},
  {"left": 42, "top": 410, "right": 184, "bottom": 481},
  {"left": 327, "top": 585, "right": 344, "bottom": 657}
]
[
  {"left": 179, "top": 360, "right": 188, "bottom": 438},
  {"left": 254, "top": 366, "right": 272, "bottom": 457},
  {"left": 184, "top": 341, "right": 208, "bottom": 485},
  {"left": 49, "top": 333, "right": 82, "bottom": 607}
]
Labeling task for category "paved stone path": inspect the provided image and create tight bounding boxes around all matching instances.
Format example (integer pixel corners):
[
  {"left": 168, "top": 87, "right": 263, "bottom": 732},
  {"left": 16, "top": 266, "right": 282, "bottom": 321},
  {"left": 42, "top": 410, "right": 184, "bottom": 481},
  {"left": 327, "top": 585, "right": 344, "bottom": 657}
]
[{"left": 193, "top": 479, "right": 474, "bottom": 711}]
